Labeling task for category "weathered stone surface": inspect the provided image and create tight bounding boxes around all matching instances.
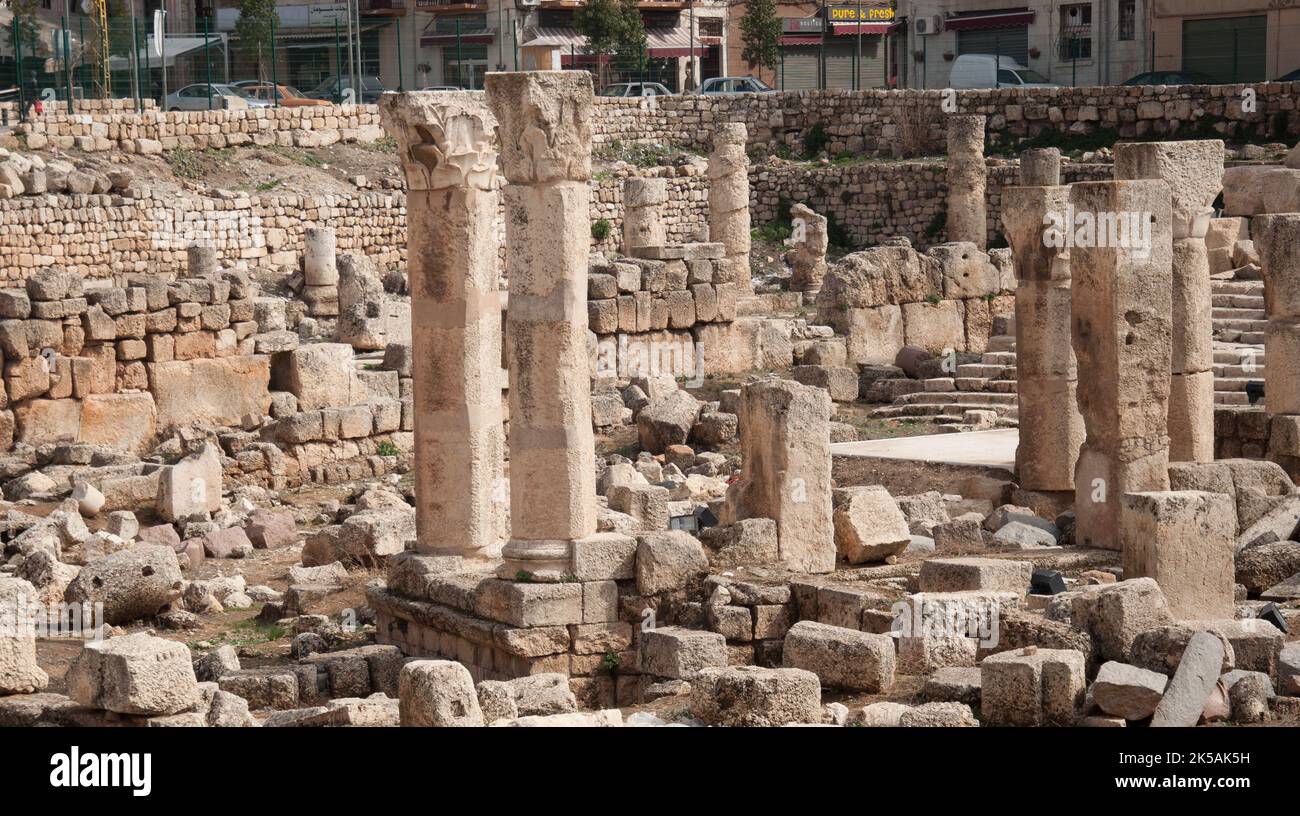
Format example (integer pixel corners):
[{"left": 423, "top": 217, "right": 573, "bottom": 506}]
[
  {"left": 1121, "top": 491, "right": 1236, "bottom": 620},
  {"left": 919, "top": 557, "right": 1032, "bottom": 593},
  {"left": 1151, "top": 631, "right": 1225, "bottom": 727},
  {"left": 274, "top": 343, "right": 365, "bottom": 411},
  {"left": 476, "top": 673, "right": 577, "bottom": 724},
  {"left": 980, "top": 647, "right": 1086, "bottom": 727},
  {"left": 398, "top": 660, "right": 483, "bottom": 727},
  {"left": 64, "top": 545, "right": 183, "bottom": 625},
  {"left": 148, "top": 356, "right": 271, "bottom": 430},
  {"left": 640, "top": 626, "right": 727, "bottom": 679},
  {"left": 722, "top": 378, "right": 834, "bottom": 573},
  {"left": 156, "top": 442, "right": 223, "bottom": 523},
  {"left": 782, "top": 621, "right": 894, "bottom": 692},
  {"left": 635, "top": 531, "right": 708, "bottom": 595},
  {"left": 0, "top": 577, "right": 50, "bottom": 694},
  {"left": 832, "top": 485, "right": 910, "bottom": 564},
  {"left": 1091, "top": 660, "right": 1169, "bottom": 720},
  {"left": 1070, "top": 578, "right": 1175, "bottom": 662},
  {"left": 689, "top": 665, "right": 821, "bottom": 726},
  {"left": 65, "top": 633, "right": 199, "bottom": 715}
]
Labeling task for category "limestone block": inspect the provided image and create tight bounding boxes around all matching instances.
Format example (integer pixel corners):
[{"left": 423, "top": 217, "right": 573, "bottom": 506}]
[
  {"left": 980, "top": 647, "right": 1086, "bottom": 727},
  {"left": 831, "top": 485, "right": 911, "bottom": 564},
  {"left": 782, "top": 621, "right": 895, "bottom": 692},
  {"left": 65, "top": 633, "right": 198, "bottom": 715}
]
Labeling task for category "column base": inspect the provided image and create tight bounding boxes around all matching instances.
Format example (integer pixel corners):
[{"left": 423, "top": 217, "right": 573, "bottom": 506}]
[{"left": 497, "top": 539, "right": 574, "bottom": 582}]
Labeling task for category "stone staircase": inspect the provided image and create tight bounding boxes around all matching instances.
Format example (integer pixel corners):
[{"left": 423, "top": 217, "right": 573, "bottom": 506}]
[
  {"left": 867, "top": 290, "right": 1270, "bottom": 420},
  {"left": 1212, "top": 279, "right": 1265, "bottom": 345},
  {"left": 869, "top": 334, "right": 1021, "bottom": 424}
]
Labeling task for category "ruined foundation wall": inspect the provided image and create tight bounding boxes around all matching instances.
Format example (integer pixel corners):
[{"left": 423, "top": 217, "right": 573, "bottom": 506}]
[{"left": 594, "top": 84, "right": 1300, "bottom": 156}]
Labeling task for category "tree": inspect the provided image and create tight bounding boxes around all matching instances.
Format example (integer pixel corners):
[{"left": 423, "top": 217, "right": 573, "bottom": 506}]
[
  {"left": 740, "top": 0, "right": 781, "bottom": 86},
  {"left": 575, "top": 0, "right": 646, "bottom": 87},
  {"left": 9, "top": 0, "right": 43, "bottom": 58},
  {"left": 235, "top": 0, "right": 278, "bottom": 81}
]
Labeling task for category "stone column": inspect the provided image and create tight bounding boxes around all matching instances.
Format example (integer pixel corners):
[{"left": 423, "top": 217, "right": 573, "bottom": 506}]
[
  {"left": 1258, "top": 214, "right": 1300, "bottom": 478},
  {"left": 1070, "top": 179, "right": 1174, "bottom": 550},
  {"left": 488, "top": 71, "right": 598, "bottom": 580},
  {"left": 303, "top": 225, "right": 340, "bottom": 317},
  {"left": 379, "top": 91, "right": 505, "bottom": 557},
  {"left": 1001, "top": 149, "right": 1082, "bottom": 495},
  {"left": 1019, "top": 147, "right": 1061, "bottom": 187},
  {"left": 1115, "top": 140, "right": 1224, "bottom": 462},
  {"left": 721, "top": 378, "right": 834, "bottom": 573},
  {"left": 786, "top": 202, "right": 829, "bottom": 293},
  {"left": 708, "top": 123, "right": 752, "bottom": 294},
  {"left": 623, "top": 177, "right": 666, "bottom": 257},
  {"left": 946, "top": 115, "right": 987, "bottom": 249},
  {"left": 187, "top": 242, "right": 218, "bottom": 277}
]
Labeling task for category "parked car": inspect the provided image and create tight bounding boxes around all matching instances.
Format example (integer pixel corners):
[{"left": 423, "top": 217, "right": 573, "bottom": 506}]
[
  {"left": 418, "top": 85, "right": 464, "bottom": 92},
  {"left": 241, "top": 83, "right": 331, "bottom": 107},
  {"left": 164, "top": 83, "right": 270, "bottom": 111},
  {"left": 697, "top": 76, "right": 774, "bottom": 95},
  {"left": 305, "top": 75, "right": 387, "bottom": 104},
  {"left": 948, "top": 55, "right": 1058, "bottom": 89},
  {"left": 599, "top": 82, "right": 674, "bottom": 98},
  {"left": 1121, "top": 70, "right": 1218, "bottom": 86},
  {"left": 1275, "top": 67, "right": 1300, "bottom": 82}
]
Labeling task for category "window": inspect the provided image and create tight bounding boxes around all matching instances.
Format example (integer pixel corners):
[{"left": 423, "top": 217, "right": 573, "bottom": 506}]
[
  {"left": 997, "top": 68, "right": 1019, "bottom": 85},
  {"left": 1118, "top": 0, "right": 1136, "bottom": 41},
  {"left": 1060, "top": 3, "right": 1092, "bottom": 60}
]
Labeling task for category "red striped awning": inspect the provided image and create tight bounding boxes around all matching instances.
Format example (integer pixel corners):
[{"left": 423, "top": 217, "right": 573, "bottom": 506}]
[
  {"left": 781, "top": 34, "right": 824, "bottom": 45},
  {"left": 943, "top": 10, "right": 1035, "bottom": 31},
  {"left": 831, "top": 22, "right": 891, "bottom": 35}
]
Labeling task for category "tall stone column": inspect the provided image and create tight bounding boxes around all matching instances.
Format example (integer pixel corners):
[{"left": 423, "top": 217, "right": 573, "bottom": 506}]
[
  {"left": 379, "top": 91, "right": 504, "bottom": 557},
  {"left": 1001, "top": 149, "right": 1082, "bottom": 495},
  {"left": 1258, "top": 214, "right": 1300, "bottom": 479},
  {"left": 488, "top": 71, "right": 598, "bottom": 580},
  {"left": 708, "top": 123, "right": 752, "bottom": 294},
  {"left": 946, "top": 115, "right": 987, "bottom": 249},
  {"left": 1115, "top": 140, "right": 1224, "bottom": 462},
  {"left": 623, "top": 177, "right": 666, "bottom": 256},
  {"left": 1070, "top": 180, "right": 1174, "bottom": 550}
]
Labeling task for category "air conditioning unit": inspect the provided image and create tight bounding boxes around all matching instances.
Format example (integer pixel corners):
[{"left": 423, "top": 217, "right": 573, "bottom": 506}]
[
  {"left": 915, "top": 15, "right": 943, "bottom": 36},
  {"left": 516, "top": 0, "right": 540, "bottom": 7}
]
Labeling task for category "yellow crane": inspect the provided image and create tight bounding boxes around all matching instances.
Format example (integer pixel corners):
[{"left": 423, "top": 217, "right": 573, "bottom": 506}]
[{"left": 92, "top": 0, "right": 110, "bottom": 98}]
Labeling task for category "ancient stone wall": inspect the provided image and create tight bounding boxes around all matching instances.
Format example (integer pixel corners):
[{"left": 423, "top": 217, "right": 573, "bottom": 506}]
[
  {"left": 16, "top": 106, "right": 384, "bottom": 153},
  {"left": 0, "top": 188, "right": 406, "bottom": 281},
  {"left": 593, "top": 83, "right": 1300, "bottom": 156}
]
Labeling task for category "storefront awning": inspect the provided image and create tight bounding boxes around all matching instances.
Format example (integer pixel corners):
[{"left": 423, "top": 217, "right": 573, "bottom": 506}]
[
  {"left": 831, "top": 22, "right": 891, "bottom": 35},
  {"left": 523, "top": 26, "right": 707, "bottom": 57},
  {"left": 421, "top": 28, "right": 495, "bottom": 47},
  {"left": 943, "top": 9, "right": 1035, "bottom": 31},
  {"left": 780, "top": 34, "right": 824, "bottom": 45}
]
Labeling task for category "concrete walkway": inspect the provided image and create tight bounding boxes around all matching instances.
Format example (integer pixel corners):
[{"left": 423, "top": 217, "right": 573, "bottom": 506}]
[{"left": 831, "top": 428, "right": 1019, "bottom": 469}]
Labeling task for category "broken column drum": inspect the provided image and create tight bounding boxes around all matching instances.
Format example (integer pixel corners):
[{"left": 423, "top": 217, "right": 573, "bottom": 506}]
[
  {"left": 708, "top": 123, "right": 752, "bottom": 293},
  {"left": 946, "top": 115, "right": 987, "bottom": 249}
]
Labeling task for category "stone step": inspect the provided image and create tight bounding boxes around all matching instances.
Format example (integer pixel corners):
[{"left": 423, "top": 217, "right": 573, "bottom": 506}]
[
  {"left": 1213, "top": 318, "right": 1268, "bottom": 332},
  {"left": 986, "top": 379, "right": 1019, "bottom": 393},
  {"left": 1215, "top": 391, "right": 1251, "bottom": 406},
  {"left": 1212, "top": 294, "right": 1265, "bottom": 309},
  {"left": 895, "top": 391, "right": 1018, "bottom": 407},
  {"left": 922, "top": 377, "right": 957, "bottom": 392},
  {"left": 1213, "top": 364, "right": 1267, "bottom": 378},
  {"left": 957, "top": 363, "right": 1008, "bottom": 379},
  {"left": 980, "top": 351, "right": 1018, "bottom": 366},
  {"left": 1213, "top": 347, "right": 1265, "bottom": 364},
  {"left": 870, "top": 402, "right": 1020, "bottom": 420},
  {"left": 1215, "top": 377, "right": 1258, "bottom": 392},
  {"left": 986, "top": 335, "right": 1017, "bottom": 353},
  {"left": 1212, "top": 307, "right": 1266, "bottom": 321},
  {"left": 955, "top": 377, "right": 990, "bottom": 391},
  {"left": 1212, "top": 281, "right": 1265, "bottom": 296}
]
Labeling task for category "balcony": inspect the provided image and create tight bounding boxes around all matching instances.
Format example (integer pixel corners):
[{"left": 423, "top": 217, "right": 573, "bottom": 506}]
[
  {"left": 414, "top": 0, "right": 488, "bottom": 13},
  {"left": 364, "top": 0, "right": 411, "bottom": 15}
]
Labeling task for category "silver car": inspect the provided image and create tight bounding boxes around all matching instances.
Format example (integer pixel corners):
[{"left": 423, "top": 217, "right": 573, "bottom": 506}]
[{"left": 164, "top": 83, "right": 270, "bottom": 111}]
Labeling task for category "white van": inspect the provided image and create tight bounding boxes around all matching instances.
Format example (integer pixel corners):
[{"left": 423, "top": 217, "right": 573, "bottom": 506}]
[{"left": 949, "top": 54, "right": 1059, "bottom": 89}]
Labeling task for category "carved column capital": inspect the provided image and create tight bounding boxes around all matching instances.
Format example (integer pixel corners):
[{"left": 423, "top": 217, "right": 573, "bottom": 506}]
[{"left": 379, "top": 91, "right": 498, "bottom": 192}]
